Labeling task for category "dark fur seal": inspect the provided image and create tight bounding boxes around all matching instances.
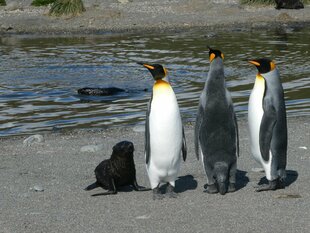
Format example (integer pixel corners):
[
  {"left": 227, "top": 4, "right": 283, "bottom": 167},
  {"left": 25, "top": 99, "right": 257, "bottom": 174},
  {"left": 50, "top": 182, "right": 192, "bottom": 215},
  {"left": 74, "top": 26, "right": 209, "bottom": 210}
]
[
  {"left": 85, "top": 141, "right": 150, "bottom": 196},
  {"left": 77, "top": 87, "right": 125, "bottom": 96},
  {"left": 275, "top": 0, "right": 304, "bottom": 9}
]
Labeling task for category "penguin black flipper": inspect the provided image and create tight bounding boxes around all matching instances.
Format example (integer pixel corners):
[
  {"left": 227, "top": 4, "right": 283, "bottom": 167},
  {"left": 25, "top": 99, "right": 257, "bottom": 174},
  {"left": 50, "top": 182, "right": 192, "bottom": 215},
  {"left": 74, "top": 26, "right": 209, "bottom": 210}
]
[
  {"left": 194, "top": 106, "right": 204, "bottom": 160},
  {"left": 259, "top": 99, "right": 277, "bottom": 162},
  {"left": 145, "top": 97, "right": 152, "bottom": 164},
  {"left": 233, "top": 110, "right": 240, "bottom": 157},
  {"left": 182, "top": 126, "right": 187, "bottom": 161}
]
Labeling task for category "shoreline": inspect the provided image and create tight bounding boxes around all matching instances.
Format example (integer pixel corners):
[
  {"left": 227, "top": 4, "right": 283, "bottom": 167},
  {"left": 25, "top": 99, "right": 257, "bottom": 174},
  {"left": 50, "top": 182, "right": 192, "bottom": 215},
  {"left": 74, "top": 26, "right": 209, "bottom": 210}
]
[{"left": 0, "top": 2, "right": 310, "bottom": 35}]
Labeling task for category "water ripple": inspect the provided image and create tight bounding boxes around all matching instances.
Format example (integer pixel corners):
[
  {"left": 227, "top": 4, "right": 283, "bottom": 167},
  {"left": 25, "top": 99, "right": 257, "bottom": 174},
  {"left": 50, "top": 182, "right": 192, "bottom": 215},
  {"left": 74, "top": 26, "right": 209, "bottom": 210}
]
[{"left": 0, "top": 28, "right": 309, "bottom": 136}]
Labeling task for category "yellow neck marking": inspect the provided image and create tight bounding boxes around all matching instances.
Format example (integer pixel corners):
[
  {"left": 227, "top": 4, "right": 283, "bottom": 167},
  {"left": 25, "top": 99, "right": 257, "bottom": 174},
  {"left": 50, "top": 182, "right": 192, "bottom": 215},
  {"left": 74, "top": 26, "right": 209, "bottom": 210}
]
[
  {"left": 153, "top": 79, "right": 171, "bottom": 92},
  {"left": 255, "top": 73, "right": 265, "bottom": 90}
]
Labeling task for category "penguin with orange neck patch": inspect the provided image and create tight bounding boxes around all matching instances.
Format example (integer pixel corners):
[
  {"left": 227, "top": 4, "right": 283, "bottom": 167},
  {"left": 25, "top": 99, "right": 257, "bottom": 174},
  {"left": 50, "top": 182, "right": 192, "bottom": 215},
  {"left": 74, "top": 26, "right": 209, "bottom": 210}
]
[
  {"left": 139, "top": 63, "right": 187, "bottom": 200},
  {"left": 248, "top": 58, "right": 287, "bottom": 192}
]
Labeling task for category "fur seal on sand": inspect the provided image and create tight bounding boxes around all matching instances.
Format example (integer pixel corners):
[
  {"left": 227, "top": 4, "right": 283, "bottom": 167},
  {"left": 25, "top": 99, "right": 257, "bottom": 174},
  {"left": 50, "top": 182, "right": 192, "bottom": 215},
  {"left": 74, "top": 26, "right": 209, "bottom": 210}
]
[{"left": 85, "top": 141, "right": 150, "bottom": 196}]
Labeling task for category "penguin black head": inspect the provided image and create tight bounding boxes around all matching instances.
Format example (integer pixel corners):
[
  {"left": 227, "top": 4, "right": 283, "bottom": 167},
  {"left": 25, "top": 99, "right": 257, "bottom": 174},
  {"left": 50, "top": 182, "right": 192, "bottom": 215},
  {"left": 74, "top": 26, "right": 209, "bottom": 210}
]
[
  {"left": 249, "top": 58, "right": 276, "bottom": 74},
  {"left": 207, "top": 46, "right": 224, "bottom": 62},
  {"left": 138, "top": 63, "right": 167, "bottom": 80}
]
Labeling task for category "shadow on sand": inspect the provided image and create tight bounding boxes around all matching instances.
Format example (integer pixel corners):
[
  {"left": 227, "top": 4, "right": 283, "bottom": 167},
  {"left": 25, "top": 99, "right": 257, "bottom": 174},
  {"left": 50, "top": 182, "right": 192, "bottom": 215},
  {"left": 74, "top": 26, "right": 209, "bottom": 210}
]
[{"left": 175, "top": 175, "right": 198, "bottom": 193}]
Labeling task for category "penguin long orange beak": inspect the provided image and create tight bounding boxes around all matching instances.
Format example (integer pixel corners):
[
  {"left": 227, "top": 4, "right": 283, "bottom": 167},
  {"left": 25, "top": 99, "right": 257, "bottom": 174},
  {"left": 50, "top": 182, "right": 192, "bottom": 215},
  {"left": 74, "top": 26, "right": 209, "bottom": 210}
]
[
  {"left": 143, "top": 64, "right": 155, "bottom": 70},
  {"left": 137, "top": 62, "right": 155, "bottom": 70},
  {"left": 248, "top": 60, "right": 261, "bottom": 67}
]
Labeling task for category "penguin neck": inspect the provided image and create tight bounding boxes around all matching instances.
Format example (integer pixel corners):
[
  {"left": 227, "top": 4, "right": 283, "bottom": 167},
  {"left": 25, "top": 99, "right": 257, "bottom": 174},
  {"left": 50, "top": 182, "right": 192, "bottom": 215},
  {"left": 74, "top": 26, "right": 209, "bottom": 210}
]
[
  {"left": 204, "top": 60, "right": 225, "bottom": 93},
  {"left": 153, "top": 79, "right": 171, "bottom": 91}
]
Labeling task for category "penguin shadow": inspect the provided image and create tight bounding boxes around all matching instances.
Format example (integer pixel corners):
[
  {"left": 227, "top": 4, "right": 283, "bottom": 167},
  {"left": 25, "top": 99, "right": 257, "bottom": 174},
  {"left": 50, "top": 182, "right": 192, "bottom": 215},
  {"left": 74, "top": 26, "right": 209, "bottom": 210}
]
[
  {"left": 160, "top": 175, "right": 198, "bottom": 193},
  {"left": 202, "top": 169, "right": 249, "bottom": 192},
  {"left": 257, "top": 170, "right": 298, "bottom": 187}
]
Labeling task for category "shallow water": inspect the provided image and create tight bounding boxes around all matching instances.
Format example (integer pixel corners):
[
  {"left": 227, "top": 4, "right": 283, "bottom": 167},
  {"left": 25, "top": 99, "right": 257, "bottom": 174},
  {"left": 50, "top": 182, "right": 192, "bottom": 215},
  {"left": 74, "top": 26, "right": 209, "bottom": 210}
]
[{"left": 0, "top": 27, "right": 309, "bottom": 136}]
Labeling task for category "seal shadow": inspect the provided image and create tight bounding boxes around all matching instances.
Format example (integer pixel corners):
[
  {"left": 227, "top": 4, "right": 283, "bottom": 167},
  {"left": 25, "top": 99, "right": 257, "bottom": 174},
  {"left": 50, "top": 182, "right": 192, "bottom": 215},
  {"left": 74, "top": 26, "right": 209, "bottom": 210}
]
[
  {"left": 258, "top": 170, "right": 298, "bottom": 187},
  {"left": 203, "top": 169, "right": 250, "bottom": 191},
  {"left": 174, "top": 175, "right": 198, "bottom": 193}
]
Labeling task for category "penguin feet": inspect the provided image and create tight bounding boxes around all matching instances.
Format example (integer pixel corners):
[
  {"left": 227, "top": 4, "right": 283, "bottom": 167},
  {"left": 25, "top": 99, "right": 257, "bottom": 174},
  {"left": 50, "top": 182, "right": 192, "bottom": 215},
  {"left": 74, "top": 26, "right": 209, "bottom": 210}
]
[
  {"left": 166, "top": 183, "right": 178, "bottom": 198},
  {"left": 152, "top": 187, "right": 164, "bottom": 200},
  {"left": 228, "top": 183, "right": 236, "bottom": 193},
  {"left": 203, "top": 184, "right": 218, "bottom": 194},
  {"left": 255, "top": 178, "right": 285, "bottom": 192}
]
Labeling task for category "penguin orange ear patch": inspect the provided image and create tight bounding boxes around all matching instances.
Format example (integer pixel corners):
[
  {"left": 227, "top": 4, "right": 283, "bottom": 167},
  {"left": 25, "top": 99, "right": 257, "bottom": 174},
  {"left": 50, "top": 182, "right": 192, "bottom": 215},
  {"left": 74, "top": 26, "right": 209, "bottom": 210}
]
[
  {"left": 143, "top": 64, "right": 155, "bottom": 70},
  {"left": 270, "top": 61, "right": 276, "bottom": 71},
  {"left": 210, "top": 53, "right": 216, "bottom": 62},
  {"left": 221, "top": 53, "right": 224, "bottom": 60}
]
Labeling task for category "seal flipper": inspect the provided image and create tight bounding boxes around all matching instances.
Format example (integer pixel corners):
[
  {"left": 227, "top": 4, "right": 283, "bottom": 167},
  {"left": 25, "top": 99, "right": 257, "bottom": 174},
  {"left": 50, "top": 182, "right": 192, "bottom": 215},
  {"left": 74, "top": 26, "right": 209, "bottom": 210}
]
[
  {"left": 91, "top": 178, "right": 117, "bottom": 196},
  {"left": 84, "top": 182, "right": 99, "bottom": 191},
  {"left": 132, "top": 178, "right": 151, "bottom": 191},
  {"left": 260, "top": 99, "right": 277, "bottom": 162}
]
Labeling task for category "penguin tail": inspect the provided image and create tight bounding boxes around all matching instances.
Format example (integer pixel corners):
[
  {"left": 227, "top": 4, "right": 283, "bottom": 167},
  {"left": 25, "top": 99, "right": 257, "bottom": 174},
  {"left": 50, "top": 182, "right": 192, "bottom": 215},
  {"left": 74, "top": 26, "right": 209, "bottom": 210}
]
[
  {"left": 218, "top": 182, "right": 227, "bottom": 195},
  {"left": 84, "top": 182, "right": 99, "bottom": 191}
]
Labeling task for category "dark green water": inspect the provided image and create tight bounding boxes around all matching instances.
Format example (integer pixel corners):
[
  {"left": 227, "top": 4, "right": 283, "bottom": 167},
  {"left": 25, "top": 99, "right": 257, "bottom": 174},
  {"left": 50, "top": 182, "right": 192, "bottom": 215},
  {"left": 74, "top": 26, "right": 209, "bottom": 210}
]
[{"left": 0, "top": 27, "right": 309, "bottom": 136}]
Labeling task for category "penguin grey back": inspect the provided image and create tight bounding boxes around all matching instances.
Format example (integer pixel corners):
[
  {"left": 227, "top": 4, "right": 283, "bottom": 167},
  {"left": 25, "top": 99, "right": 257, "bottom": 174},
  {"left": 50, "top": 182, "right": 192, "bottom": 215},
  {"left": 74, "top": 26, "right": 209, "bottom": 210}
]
[{"left": 195, "top": 47, "right": 238, "bottom": 195}]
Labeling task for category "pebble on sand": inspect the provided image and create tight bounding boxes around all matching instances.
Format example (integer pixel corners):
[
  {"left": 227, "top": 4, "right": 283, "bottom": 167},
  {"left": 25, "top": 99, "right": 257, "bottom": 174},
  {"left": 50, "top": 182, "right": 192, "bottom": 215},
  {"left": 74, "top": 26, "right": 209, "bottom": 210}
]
[
  {"left": 33, "top": 185, "right": 44, "bottom": 192},
  {"left": 23, "top": 134, "right": 44, "bottom": 146},
  {"left": 80, "top": 144, "right": 105, "bottom": 153}
]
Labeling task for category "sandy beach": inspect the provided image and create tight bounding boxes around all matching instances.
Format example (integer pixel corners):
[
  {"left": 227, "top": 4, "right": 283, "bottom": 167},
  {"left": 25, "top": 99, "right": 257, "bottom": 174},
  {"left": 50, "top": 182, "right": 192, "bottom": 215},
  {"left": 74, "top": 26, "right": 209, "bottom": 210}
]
[
  {"left": 1, "top": 1, "right": 310, "bottom": 232},
  {"left": 0, "top": 0, "right": 310, "bottom": 34},
  {"left": 0, "top": 117, "right": 309, "bottom": 233}
]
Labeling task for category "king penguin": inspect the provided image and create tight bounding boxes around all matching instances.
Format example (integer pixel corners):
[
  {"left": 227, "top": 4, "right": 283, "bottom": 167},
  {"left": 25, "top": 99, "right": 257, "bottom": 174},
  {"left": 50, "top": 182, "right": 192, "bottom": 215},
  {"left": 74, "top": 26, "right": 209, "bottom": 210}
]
[
  {"left": 248, "top": 58, "right": 287, "bottom": 192},
  {"left": 194, "top": 47, "right": 239, "bottom": 195},
  {"left": 139, "top": 63, "right": 187, "bottom": 200}
]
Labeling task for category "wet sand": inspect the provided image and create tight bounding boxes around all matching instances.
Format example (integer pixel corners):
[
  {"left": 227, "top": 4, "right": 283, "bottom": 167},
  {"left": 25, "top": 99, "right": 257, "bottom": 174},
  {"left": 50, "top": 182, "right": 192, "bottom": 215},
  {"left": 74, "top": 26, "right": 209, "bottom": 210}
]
[{"left": 0, "top": 117, "right": 309, "bottom": 233}]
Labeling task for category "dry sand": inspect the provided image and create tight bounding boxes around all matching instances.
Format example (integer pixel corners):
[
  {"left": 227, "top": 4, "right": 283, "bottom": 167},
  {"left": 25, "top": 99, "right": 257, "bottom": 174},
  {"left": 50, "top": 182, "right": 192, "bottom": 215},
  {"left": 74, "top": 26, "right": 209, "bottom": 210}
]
[
  {"left": 0, "top": 117, "right": 309, "bottom": 233},
  {"left": 0, "top": 0, "right": 310, "bottom": 34}
]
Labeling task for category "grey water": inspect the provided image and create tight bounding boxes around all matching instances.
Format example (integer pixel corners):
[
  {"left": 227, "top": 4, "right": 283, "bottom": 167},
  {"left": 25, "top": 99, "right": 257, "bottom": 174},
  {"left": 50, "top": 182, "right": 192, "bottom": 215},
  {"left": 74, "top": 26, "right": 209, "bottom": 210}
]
[{"left": 0, "top": 27, "right": 309, "bottom": 137}]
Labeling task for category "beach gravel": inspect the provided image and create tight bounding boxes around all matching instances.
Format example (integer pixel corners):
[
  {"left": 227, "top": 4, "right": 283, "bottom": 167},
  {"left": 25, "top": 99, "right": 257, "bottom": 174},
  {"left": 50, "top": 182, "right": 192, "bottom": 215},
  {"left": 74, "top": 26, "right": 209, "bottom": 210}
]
[{"left": 0, "top": 117, "right": 309, "bottom": 233}]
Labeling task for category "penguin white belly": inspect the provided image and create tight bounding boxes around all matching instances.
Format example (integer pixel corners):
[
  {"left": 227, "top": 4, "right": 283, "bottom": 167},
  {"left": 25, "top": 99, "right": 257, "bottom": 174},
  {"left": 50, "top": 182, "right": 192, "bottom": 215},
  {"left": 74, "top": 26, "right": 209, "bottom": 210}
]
[
  {"left": 148, "top": 90, "right": 182, "bottom": 187},
  {"left": 248, "top": 77, "right": 273, "bottom": 179}
]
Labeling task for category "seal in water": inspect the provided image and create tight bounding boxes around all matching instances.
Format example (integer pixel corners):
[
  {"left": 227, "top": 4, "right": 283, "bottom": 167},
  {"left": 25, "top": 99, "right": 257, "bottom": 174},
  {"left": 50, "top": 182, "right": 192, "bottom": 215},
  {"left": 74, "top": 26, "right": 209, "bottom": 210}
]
[
  {"left": 84, "top": 141, "right": 150, "bottom": 196},
  {"left": 77, "top": 87, "right": 125, "bottom": 96}
]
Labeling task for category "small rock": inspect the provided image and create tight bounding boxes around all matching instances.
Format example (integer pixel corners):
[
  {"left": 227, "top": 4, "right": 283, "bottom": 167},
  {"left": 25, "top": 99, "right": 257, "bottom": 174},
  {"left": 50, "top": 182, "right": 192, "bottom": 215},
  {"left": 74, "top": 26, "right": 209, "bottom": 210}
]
[
  {"left": 118, "top": 0, "right": 129, "bottom": 4},
  {"left": 5, "top": 2, "right": 21, "bottom": 11},
  {"left": 251, "top": 167, "right": 265, "bottom": 173},
  {"left": 136, "top": 214, "right": 151, "bottom": 219},
  {"left": 33, "top": 185, "right": 44, "bottom": 192},
  {"left": 133, "top": 125, "right": 145, "bottom": 133},
  {"left": 23, "top": 134, "right": 44, "bottom": 146},
  {"left": 80, "top": 144, "right": 104, "bottom": 153}
]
